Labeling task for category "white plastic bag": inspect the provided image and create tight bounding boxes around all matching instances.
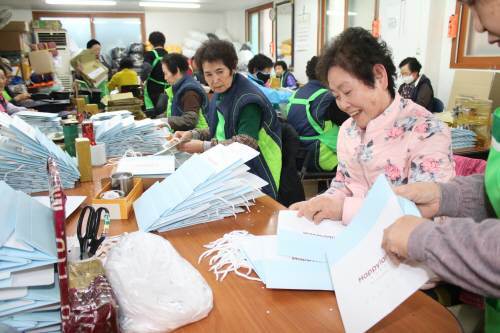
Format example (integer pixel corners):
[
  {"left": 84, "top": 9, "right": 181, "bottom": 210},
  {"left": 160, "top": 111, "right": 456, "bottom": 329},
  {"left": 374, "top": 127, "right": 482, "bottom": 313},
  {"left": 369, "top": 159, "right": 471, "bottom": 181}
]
[{"left": 104, "top": 231, "right": 213, "bottom": 333}]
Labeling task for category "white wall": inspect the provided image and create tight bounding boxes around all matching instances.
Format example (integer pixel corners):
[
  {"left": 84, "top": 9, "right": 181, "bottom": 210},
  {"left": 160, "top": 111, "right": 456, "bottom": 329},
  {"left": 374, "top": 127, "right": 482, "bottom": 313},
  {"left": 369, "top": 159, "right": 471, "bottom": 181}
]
[
  {"left": 145, "top": 10, "right": 225, "bottom": 46},
  {"left": 293, "top": 0, "right": 318, "bottom": 84},
  {"left": 224, "top": 10, "right": 246, "bottom": 43},
  {"left": 436, "top": 0, "right": 459, "bottom": 106},
  {"left": 10, "top": 9, "right": 32, "bottom": 22}
]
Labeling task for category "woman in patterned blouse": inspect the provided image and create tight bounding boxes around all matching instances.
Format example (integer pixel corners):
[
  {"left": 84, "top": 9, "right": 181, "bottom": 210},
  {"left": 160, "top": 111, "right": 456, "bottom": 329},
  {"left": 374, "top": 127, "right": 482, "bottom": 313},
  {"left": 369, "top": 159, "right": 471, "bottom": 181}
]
[{"left": 290, "top": 27, "right": 455, "bottom": 224}]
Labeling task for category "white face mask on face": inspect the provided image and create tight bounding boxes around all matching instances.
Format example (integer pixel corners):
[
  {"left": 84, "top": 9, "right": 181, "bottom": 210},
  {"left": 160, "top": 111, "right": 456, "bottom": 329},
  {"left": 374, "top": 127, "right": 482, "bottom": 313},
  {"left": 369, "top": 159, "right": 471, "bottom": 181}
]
[{"left": 401, "top": 75, "right": 414, "bottom": 85}]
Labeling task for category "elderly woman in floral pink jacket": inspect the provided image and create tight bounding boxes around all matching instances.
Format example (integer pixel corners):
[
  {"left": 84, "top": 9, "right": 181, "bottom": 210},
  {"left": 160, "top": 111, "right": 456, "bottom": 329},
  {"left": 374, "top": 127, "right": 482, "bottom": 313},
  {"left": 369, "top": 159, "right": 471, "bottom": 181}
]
[{"left": 291, "top": 28, "right": 455, "bottom": 224}]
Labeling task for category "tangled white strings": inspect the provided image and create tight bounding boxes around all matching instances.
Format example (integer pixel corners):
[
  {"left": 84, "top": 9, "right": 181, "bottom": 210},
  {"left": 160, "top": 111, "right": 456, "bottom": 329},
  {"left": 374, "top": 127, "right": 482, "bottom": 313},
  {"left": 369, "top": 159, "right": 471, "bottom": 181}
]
[{"left": 198, "top": 230, "right": 260, "bottom": 282}]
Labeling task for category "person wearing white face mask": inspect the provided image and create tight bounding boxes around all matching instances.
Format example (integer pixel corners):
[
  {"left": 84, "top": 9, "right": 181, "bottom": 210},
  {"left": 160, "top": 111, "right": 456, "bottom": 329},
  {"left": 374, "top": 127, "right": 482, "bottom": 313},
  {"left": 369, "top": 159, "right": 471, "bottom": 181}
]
[{"left": 398, "top": 57, "right": 435, "bottom": 112}]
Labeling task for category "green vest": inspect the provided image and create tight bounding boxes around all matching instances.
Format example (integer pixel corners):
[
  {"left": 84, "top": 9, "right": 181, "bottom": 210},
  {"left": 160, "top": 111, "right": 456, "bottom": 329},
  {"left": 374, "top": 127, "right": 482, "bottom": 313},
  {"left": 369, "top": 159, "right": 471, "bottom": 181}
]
[
  {"left": 164, "top": 85, "right": 208, "bottom": 129},
  {"left": 287, "top": 88, "right": 339, "bottom": 171},
  {"left": 144, "top": 49, "right": 168, "bottom": 110},
  {"left": 2, "top": 90, "right": 12, "bottom": 102},
  {"left": 484, "top": 107, "right": 500, "bottom": 333}
]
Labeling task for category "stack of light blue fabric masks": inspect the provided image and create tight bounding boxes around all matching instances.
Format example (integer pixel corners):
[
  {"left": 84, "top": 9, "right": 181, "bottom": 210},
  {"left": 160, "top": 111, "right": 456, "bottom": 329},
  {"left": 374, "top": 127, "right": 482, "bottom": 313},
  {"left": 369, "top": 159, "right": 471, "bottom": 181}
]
[
  {"left": 134, "top": 142, "right": 268, "bottom": 232},
  {"left": 0, "top": 181, "right": 61, "bottom": 332},
  {"left": 0, "top": 113, "right": 80, "bottom": 193},
  {"left": 93, "top": 115, "right": 168, "bottom": 157},
  {"left": 451, "top": 127, "right": 477, "bottom": 149},
  {"left": 15, "top": 111, "right": 62, "bottom": 139},
  {"left": 90, "top": 110, "right": 132, "bottom": 122}
]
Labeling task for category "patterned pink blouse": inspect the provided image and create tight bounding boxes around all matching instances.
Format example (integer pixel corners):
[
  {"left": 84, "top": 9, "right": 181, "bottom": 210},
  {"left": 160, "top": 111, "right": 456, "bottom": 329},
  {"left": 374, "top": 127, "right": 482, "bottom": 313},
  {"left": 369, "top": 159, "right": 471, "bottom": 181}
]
[{"left": 325, "top": 93, "right": 456, "bottom": 224}]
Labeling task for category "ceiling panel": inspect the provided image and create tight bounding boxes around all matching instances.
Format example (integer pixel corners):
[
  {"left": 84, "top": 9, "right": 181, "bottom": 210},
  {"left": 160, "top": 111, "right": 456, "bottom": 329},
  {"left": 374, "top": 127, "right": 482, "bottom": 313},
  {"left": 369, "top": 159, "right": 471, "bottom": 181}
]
[{"left": 0, "top": 0, "right": 270, "bottom": 12}]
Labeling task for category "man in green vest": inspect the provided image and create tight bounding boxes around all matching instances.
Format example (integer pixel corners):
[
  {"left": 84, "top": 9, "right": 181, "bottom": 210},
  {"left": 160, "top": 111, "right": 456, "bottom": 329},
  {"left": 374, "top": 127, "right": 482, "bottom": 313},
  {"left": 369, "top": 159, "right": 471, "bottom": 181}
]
[
  {"left": 142, "top": 31, "right": 168, "bottom": 117},
  {"left": 381, "top": 2, "right": 500, "bottom": 331},
  {"left": 71, "top": 39, "right": 110, "bottom": 99}
]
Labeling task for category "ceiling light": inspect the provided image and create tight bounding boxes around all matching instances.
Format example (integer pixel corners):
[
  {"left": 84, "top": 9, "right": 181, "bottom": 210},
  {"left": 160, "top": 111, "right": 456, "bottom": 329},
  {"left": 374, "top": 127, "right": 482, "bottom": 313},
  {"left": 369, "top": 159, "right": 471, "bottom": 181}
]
[
  {"left": 139, "top": 1, "right": 201, "bottom": 8},
  {"left": 45, "top": 0, "right": 117, "bottom": 5}
]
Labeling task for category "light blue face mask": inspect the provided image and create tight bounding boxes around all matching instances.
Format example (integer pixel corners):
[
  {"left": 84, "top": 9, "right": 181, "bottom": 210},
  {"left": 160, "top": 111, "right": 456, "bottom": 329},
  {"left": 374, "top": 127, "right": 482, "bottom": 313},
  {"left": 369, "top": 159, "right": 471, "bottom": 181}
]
[
  {"left": 0, "top": 115, "right": 80, "bottom": 193},
  {"left": 134, "top": 143, "right": 266, "bottom": 232}
]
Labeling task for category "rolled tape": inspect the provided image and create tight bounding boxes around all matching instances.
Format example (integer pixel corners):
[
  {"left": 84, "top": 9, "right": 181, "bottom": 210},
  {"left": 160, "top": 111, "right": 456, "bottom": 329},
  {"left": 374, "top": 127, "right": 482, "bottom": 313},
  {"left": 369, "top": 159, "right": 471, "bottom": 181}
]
[{"left": 90, "top": 142, "right": 107, "bottom": 166}]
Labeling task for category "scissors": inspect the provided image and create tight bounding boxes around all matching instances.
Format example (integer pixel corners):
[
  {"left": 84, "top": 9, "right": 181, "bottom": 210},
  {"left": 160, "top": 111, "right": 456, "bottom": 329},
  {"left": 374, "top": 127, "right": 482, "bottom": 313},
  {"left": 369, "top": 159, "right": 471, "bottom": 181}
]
[{"left": 76, "top": 206, "right": 110, "bottom": 260}]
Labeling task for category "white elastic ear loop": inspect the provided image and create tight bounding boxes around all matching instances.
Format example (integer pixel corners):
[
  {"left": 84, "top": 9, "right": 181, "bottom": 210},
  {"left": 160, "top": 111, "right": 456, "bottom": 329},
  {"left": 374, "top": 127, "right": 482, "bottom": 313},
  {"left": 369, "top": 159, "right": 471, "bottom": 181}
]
[
  {"left": 4, "top": 164, "right": 24, "bottom": 181},
  {"left": 213, "top": 195, "right": 237, "bottom": 218},
  {"left": 198, "top": 230, "right": 260, "bottom": 282}
]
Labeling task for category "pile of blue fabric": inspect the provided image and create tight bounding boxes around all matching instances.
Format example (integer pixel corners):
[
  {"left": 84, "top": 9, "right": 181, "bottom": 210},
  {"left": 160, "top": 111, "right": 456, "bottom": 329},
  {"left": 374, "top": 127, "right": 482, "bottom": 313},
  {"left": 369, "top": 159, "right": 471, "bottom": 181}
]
[{"left": 451, "top": 127, "right": 477, "bottom": 149}]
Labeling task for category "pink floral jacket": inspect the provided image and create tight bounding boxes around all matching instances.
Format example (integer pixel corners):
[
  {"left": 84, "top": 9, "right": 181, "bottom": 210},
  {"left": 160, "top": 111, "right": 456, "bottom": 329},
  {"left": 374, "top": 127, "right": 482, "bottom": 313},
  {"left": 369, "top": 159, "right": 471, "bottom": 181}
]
[{"left": 325, "top": 94, "right": 455, "bottom": 224}]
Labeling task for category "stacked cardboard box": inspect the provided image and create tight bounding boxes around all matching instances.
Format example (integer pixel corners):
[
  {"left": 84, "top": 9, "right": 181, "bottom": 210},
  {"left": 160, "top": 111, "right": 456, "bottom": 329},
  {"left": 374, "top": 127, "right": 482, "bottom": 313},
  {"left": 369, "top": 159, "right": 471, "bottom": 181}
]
[{"left": 106, "top": 92, "right": 146, "bottom": 120}]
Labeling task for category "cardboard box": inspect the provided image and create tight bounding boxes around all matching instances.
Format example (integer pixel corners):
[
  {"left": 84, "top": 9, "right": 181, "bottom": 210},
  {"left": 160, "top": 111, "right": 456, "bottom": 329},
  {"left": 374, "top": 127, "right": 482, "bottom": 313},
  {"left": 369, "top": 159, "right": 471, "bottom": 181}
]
[
  {"left": 0, "top": 21, "right": 30, "bottom": 33},
  {"left": 0, "top": 32, "right": 31, "bottom": 52},
  {"left": 92, "top": 178, "right": 143, "bottom": 220},
  {"left": 448, "top": 70, "right": 500, "bottom": 111},
  {"left": 28, "top": 50, "right": 54, "bottom": 74}
]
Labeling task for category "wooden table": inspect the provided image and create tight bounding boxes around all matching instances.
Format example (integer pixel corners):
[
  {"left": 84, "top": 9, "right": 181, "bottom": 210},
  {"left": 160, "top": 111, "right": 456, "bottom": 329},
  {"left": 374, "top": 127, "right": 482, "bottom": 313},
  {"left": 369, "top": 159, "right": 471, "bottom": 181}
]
[{"left": 64, "top": 167, "right": 461, "bottom": 332}]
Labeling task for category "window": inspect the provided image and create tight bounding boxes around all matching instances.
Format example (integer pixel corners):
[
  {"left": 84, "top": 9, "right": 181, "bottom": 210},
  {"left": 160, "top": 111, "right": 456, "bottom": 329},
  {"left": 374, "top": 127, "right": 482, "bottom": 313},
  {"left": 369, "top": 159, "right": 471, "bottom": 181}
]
[
  {"left": 319, "top": 0, "right": 377, "bottom": 49},
  {"left": 246, "top": 3, "right": 274, "bottom": 59},
  {"left": 33, "top": 12, "right": 145, "bottom": 58},
  {"left": 450, "top": 2, "right": 500, "bottom": 69},
  {"left": 275, "top": 1, "right": 294, "bottom": 66}
]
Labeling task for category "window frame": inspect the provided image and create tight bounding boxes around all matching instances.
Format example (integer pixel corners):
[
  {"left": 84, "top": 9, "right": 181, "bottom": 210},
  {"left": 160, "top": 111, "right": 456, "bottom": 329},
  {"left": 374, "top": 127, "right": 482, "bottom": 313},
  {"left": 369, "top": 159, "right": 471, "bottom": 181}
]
[
  {"left": 318, "top": 0, "right": 378, "bottom": 52},
  {"left": 275, "top": 0, "right": 294, "bottom": 67},
  {"left": 32, "top": 11, "right": 146, "bottom": 43},
  {"left": 450, "top": 2, "right": 500, "bottom": 70},
  {"left": 245, "top": 2, "right": 274, "bottom": 58}
]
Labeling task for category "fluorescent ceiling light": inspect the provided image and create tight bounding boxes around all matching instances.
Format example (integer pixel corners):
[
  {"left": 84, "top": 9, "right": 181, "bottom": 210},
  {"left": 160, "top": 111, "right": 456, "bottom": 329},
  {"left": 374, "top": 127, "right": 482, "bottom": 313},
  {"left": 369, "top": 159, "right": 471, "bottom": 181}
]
[
  {"left": 139, "top": 1, "right": 201, "bottom": 8},
  {"left": 45, "top": 0, "right": 116, "bottom": 5}
]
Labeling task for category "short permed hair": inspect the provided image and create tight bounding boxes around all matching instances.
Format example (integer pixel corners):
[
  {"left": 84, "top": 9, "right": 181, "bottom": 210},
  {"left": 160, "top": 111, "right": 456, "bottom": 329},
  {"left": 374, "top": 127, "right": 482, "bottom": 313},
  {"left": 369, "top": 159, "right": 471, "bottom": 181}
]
[
  {"left": 148, "top": 31, "right": 166, "bottom": 47},
  {"left": 317, "top": 27, "right": 396, "bottom": 98},
  {"left": 162, "top": 53, "right": 189, "bottom": 75},
  {"left": 306, "top": 56, "right": 319, "bottom": 80},
  {"left": 194, "top": 39, "right": 238, "bottom": 72},
  {"left": 274, "top": 60, "right": 288, "bottom": 72},
  {"left": 119, "top": 57, "right": 134, "bottom": 70},
  {"left": 247, "top": 54, "right": 274, "bottom": 73},
  {"left": 399, "top": 57, "right": 422, "bottom": 74}
]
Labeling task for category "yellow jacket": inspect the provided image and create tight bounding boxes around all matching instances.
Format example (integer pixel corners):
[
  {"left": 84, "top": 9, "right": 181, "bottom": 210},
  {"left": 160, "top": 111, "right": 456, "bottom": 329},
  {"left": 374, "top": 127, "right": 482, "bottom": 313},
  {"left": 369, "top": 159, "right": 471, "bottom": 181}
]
[{"left": 108, "top": 68, "right": 139, "bottom": 91}]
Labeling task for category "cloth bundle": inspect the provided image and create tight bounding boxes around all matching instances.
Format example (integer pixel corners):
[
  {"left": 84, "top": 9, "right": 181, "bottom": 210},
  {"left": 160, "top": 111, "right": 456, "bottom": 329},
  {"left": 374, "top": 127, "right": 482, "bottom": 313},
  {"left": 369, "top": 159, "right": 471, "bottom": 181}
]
[{"left": 0, "top": 112, "right": 79, "bottom": 193}]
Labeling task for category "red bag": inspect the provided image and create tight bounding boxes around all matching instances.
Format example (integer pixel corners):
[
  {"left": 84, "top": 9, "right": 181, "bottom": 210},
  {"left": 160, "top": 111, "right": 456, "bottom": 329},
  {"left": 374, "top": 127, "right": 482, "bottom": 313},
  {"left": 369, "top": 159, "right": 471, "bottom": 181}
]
[{"left": 47, "top": 158, "right": 121, "bottom": 333}]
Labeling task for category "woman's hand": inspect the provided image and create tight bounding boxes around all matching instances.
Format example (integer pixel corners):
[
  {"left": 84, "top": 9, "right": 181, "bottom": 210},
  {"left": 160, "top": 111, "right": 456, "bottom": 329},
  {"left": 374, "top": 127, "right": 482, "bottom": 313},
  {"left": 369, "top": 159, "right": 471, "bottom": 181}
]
[
  {"left": 394, "top": 182, "right": 441, "bottom": 219},
  {"left": 13, "top": 92, "right": 31, "bottom": 102},
  {"left": 173, "top": 130, "right": 193, "bottom": 143},
  {"left": 177, "top": 139, "right": 204, "bottom": 154},
  {"left": 289, "top": 195, "right": 344, "bottom": 224},
  {"left": 382, "top": 215, "right": 428, "bottom": 264}
]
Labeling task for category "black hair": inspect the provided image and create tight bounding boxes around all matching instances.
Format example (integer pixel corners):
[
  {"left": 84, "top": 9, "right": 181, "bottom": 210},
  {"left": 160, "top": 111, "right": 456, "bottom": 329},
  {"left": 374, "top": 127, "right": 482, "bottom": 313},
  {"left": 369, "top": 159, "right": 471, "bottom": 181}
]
[
  {"left": 194, "top": 39, "right": 238, "bottom": 72},
  {"left": 162, "top": 53, "right": 189, "bottom": 75},
  {"left": 86, "top": 39, "right": 101, "bottom": 49},
  {"left": 148, "top": 31, "right": 166, "bottom": 47},
  {"left": 274, "top": 60, "right": 288, "bottom": 72},
  {"left": 306, "top": 56, "right": 319, "bottom": 80},
  {"left": 317, "top": 27, "right": 396, "bottom": 98},
  {"left": 247, "top": 54, "right": 274, "bottom": 73},
  {"left": 119, "top": 57, "right": 134, "bottom": 70},
  {"left": 399, "top": 57, "right": 422, "bottom": 74}
]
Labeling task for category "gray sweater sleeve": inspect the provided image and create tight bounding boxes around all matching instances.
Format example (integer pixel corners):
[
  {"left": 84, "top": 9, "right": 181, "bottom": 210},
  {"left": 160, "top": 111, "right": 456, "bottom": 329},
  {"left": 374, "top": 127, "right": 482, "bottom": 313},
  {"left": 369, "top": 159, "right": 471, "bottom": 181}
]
[
  {"left": 437, "top": 174, "right": 492, "bottom": 221},
  {"left": 408, "top": 218, "right": 500, "bottom": 298}
]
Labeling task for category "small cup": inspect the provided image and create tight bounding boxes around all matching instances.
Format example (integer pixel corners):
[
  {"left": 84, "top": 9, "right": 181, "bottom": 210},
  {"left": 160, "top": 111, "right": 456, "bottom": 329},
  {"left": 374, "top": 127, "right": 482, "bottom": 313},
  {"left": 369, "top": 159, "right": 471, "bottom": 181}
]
[{"left": 111, "top": 172, "right": 133, "bottom": 196}]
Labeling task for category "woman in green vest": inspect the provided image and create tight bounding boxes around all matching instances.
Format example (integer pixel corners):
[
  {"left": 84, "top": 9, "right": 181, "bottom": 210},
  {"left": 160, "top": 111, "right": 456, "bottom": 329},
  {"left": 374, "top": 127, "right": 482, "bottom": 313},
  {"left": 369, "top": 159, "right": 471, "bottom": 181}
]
[
  {"left": 156, "top": 53, "right": 208, "bottom": 131},
  {"left": 173, "top": 39, "right": 283, "bottom": 199},
  {"left": 382, "top": 2, "right": 500, "bottom": 330}
]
